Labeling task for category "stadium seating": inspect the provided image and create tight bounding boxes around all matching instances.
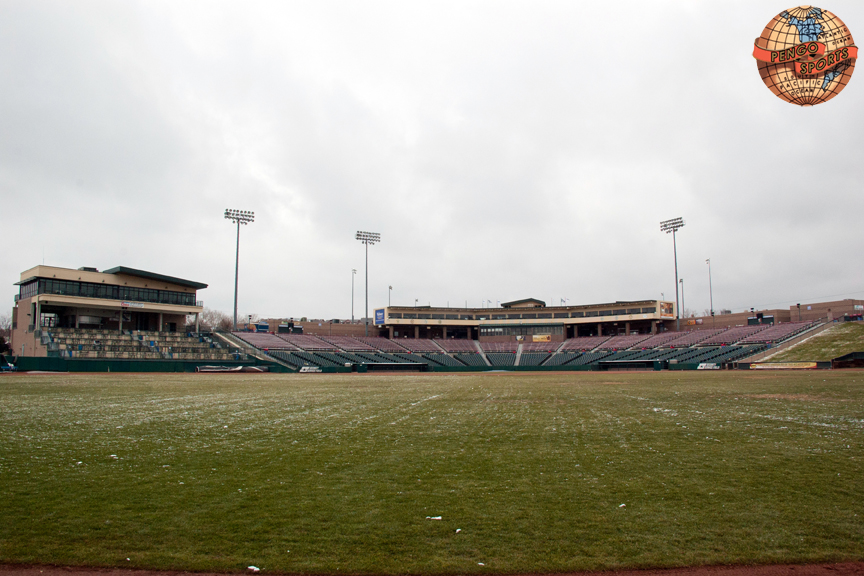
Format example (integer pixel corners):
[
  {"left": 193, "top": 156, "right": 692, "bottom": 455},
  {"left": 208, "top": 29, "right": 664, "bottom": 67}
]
[
  {"left": 570, "top": 351, "right": 615, "bottom": 365},
  {"left": 277, "top": 334, "right": 339, "bottom": 350},
  {"left": 421, "top": 353, "right": 462, "bottom": 367},
  {"left": 233, "top": 332, "right": 299, "bottom": 350},
  {"left": 698, "top": 325, "right": 767, "bottom": 346},
  {"left": 436, "top": 339, "right": 479, "bottom": 353},
  {"left": 396, "top": 339, "right": 445, "bottom": 353},
  {"left": 455, "top": 353, "right": 487, "bottom": 366},
  {"left": 318, "top": 336, "right": 376, "bottom": 351},
  {"left": 46, "top": 328, "right": 242, "bottom": 361},
  {"left": 227, "top": 330, "right": 776, "bottom": 371},
  {"left": 739, "top": 322, "right": 816, "bottom": 344},
  {"left": 630, "top": 332, "right": 683, "bottom": 349},
  {"left": 356, "top": 337, "right": 409, "bottom": 352},
  {"left": 518, "top": 352, "right": 550, "bottom": 366},
  {"left": 480, "top": 342, "right": 519, "bottom": 353},
  {"left": 486, "top": 353, "right": 516, "bottom": 366},
  {"left": 597, "top": 334, "right": 652, "bottom": 350},
  {"left": 544, "top": 352, "right": 582, "bottom": 366},
  {"left": 662, "top": 329, "right": 726, "bottom": 348},
  {"left": 521, "top": 341, "right": 561, "bottom": 353},
  {"left": 559, "top": 336, "right": 610, "bottom": 351}
]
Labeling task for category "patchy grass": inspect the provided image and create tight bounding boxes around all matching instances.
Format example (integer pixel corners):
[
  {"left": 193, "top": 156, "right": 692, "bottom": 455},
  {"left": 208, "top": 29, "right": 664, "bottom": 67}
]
[
  {"left": 769, "top": 322, "right": 864, "bottom": 362},
  {"left": 0, "top": 372, "right": 862, "bottom": 574}
]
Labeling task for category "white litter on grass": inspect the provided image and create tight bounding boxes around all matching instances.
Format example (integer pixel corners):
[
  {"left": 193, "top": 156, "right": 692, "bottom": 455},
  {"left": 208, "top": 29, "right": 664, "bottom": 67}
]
[
  {"left": 619, "top": 503, "right": 626, "bottom": 507},
  {"left": 426, "top": 516, "right": 442, "bottom": 520},
  {"left": 247, "top": 566, "right": 260, "bottom": 573},
  {"left": 126, "top": 558, "right": 130, "bottom": 561},
  {"left": 478, "top": 563, "right": 485, "bottom": 566},
  {"left": 455, "top": 529, "right": 461, "bottom": 533}
]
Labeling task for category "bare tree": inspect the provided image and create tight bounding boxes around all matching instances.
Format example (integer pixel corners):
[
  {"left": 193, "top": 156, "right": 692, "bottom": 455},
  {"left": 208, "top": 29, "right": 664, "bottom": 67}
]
[
  {"left": 0, "top": 313, "right": 11, "bottom": 340},
  {"left": 196, "top": 308, "right": 233, "bottom": 331}
]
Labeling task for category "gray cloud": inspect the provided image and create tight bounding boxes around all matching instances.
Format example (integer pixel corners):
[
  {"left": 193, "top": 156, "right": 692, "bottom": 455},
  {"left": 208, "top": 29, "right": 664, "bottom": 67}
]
[{"left": 2, "top": 0, "right": 862, "bottom": 319}]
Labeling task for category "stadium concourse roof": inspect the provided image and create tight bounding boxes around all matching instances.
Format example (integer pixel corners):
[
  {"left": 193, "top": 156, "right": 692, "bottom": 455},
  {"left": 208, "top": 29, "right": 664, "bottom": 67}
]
[
  {"left": 17, "top": 266, "right": 208, "bottom": 290},
  {"left": 101, "top": 267, "right": 208, "bottom": 290}
]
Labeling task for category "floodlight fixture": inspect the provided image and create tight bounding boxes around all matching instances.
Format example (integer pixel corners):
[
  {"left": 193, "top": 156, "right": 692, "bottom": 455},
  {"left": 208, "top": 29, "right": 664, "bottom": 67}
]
[
  {"left": 660, "top": 217, "right": 685, "bottom": 331},
  {"left": 225, "top": 209, "right": 255, "bottom": 330},
  {"left": 355, "top": 230, "right": 381, "bottom": 336}
]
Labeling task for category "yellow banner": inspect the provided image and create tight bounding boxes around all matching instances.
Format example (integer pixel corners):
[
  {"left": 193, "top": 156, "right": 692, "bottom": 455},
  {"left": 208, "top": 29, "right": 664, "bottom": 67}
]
[
  {"left": 532, "top": 334, "right": 551, "bottom": 342},
  {"left": 751, "top": 362, "right": 817, "bottom": 370}
]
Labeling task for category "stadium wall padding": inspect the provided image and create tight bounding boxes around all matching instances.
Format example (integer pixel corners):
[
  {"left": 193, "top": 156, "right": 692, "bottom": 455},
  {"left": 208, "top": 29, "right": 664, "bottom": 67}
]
[{"left": 7, "top": 356, "right": 291, "bottom": 373}]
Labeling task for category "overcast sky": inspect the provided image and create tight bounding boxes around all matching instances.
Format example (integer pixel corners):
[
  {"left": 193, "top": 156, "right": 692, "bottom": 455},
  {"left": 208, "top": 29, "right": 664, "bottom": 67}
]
[{"left": 2, "top": 0, "right": 863, "bottom": 320}]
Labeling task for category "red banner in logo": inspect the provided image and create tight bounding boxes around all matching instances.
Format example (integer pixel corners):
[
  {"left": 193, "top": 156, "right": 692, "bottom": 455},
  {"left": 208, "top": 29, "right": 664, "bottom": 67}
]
[
  {"left": 795, "top": 46, "right": 859, "bottom": 74},
  {"left": 753, "top": 40, "right": 858, "bottom": 76},
  {"left": 753, "top": 40, "right": 826, "bottom": 64}
]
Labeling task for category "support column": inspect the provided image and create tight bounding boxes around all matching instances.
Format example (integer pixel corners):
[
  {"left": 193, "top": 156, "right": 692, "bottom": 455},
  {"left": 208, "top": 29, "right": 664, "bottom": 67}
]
[
  {"left": 414, "top": 326, "right": 420, "bottom": 339},
  {"left": 75, "top": 315, "right": 80, "bottom": 329},
  {"left": 35, "top": 300, "right": 41, "bottom": 330},
  {"left": 442, "top": 326, "right": 448, "bottom": 339},
  {"left": 597, "top": 322, "right": 602, "bottom": 336},
  {"left": 195, "top": 312, "right": 199, "bottom": 334},
  {"left": 651, "top": 320, "right": 657, "bottom": 334},
  {"left": 158, "top": 313, "right": 163, "bottom": 332},
  {"left": 388, "top": 326, "right": 394, "bottom": 339},
  {"left": 625, "top": 322, "right": 631, "bottom": 335}
]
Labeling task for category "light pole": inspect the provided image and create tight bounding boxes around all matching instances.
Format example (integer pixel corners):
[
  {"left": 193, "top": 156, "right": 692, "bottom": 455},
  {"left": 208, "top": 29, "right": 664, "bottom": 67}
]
[
  {"left": 388, "top": 285, "right": 392, "bottom": 307},
  {"left": 660, "top": 217, "right": 685, "bottom": 331},
  {"left": 224, "top": 209, "right": 255, "bottom": 331},
  {"left": 355, "top": 231, "right": 380, "bottom": 336},
  {"left": 351, "top": 269, "right": 357, "bottom": 324},
  {"left": 706, "top": 259, "right": 714, "bottom": 326},
  {"left": 679, "top": 279, "right": 685, "bottom": 322}
]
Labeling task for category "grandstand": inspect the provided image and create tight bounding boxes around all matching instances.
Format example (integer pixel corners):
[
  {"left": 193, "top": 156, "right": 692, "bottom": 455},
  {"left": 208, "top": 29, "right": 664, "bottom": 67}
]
[
  {"left": 9, "top": 264, "right": 847, "bottom": 372},
  {"left": 221, "top": 330, "right": 813, "bottom": 371},
  {"left": 45, "top": 328, "right": 242, "bottom": 361}
]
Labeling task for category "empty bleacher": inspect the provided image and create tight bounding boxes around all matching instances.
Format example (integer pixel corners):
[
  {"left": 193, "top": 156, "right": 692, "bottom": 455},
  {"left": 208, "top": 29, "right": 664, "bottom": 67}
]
[
  {"left": 486, "top": 353, "right": 516, "bottom": 366},
  {"left": 436, "top": 339, "right": 479, "bottom": 353},
  {"left": 455, "top": 353, "right": 487, "bottom": 367},
  {"left": 356, "top": 337, "right": 409, "bottom": 352},
  {"left": 698, "top": 325, "right": 766, "bottom": 346},
  {"left": 396, "top": 339, "right": 444, "bottom": 353},
  {"left": 739, "top": 322, "right": 816, "bottom": 344},
  {"left": 521, "top": 341, "right": 561, "bottom": 353},
  {"left": 597, "top": 334, "right": 652, "bottom": 350},
  {"left": 227, "top": 327, "right": 773, "bottom": 370},
  {"left": 233, "top": 332, "right": 299, "bottom": 350},
  {"left": 662, "top": 329, "right": 726, "bottom": 348},
  {"left": 518, "top": 352, "right": 550, "bottom": 366},
  {"left": 277, "top": 334, "right": 339, "bottom": 350},
  {"left": 559, "top": 336, "right": 610, "bottom": 351},
  {"left": 480, "top": 342, "right": 519, "bottom": 353},
  {"left": 46, "top": 328, "right": 242, "bottom": 361},
  {"left": 318, "top": 336, "right": 376, "bottom": 351}
]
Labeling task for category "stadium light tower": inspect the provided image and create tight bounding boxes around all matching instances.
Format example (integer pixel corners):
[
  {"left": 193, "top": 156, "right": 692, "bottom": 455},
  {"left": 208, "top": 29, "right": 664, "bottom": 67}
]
[
  {"left": 660, "top": 217, "right": 685, "bottom": 331},
  {"left": 355, "top": 231, "right": 381, "bottom": 336},
  {"left": 351, "top": 269, "right": 357, "bottom": 324},
  {"left": 224, "top": 209, "right": 255, "bottom": 331},
  {"left": 706, "top": 259, "right": 714, "bottom": 326}
]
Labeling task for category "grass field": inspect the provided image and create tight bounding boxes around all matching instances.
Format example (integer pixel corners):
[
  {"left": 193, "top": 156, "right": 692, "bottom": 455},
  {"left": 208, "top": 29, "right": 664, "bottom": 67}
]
[
  {"left": 768, "top": 323, "right": 864, "bottom": 362},
  {"left": 1, "top": 371, "right": 862, "bottom": 574}
]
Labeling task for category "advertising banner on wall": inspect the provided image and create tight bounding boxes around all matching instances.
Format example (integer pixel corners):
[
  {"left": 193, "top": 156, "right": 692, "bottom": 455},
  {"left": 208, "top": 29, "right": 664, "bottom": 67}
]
[{"left": 374, "top": 309, "right": 385, "bottom": 325}]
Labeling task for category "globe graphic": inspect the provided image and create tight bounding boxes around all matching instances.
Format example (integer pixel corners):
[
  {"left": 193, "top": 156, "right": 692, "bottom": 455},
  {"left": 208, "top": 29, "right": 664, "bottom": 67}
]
[{"left": 755, "top": 6, "right": 856, "bottom": 106}]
